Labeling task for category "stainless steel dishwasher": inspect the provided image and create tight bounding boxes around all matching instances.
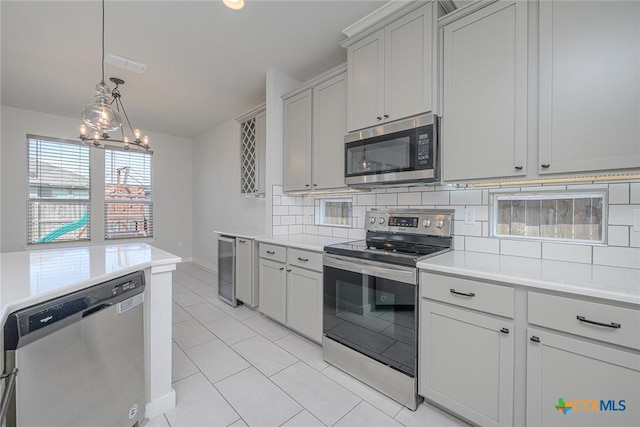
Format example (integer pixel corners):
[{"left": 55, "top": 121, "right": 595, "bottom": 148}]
[{"left": 3, "top": 271, "right": 146, "bottom": 427}]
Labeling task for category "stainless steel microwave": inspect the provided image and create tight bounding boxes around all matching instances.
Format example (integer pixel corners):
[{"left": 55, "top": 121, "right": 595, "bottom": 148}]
[{"left": 344, "top": 114, "right": 439, "bottom": 187}]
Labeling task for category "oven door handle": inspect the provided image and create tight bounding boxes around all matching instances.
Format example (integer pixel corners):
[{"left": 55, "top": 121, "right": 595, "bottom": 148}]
[{"left": 323, "top": 254, "right": 416, "bottom": 285}]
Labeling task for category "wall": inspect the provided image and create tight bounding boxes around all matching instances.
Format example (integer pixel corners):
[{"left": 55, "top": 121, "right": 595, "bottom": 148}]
[
  {"left": 192, "top": 118, "right": 266, "bottom": 270},
  {"left": 0, "top": 106, "right": 193, "bottom": 258},
  {"left": 271, "top": 181, "right": 640, "bottom": 269}
]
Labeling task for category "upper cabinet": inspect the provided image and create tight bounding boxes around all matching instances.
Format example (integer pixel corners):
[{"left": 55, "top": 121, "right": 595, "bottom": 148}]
[
  {"left": 283, "top": 65, "right": 347, "bottom": 193},
  {"left": 237, "top": 104, "right": 266, "bottom": 196},
  {"left": 538, "top": 0, "right": 640, "bottom": 175},
  {"left": 345, "top": 2, "right": 439, "bottom": 132},
  {"left": 441, "top": 0, "right": 528, "bottom": 182}
]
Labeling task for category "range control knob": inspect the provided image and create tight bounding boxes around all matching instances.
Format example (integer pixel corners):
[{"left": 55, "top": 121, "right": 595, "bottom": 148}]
[
  {"left": 423, "top": 219, "right": 432, "bottom": 228},
  {"left": 369, "top": 217, "right": 376, "bottom": 224},
  {"left": 436, "top": 220, "right": 445, "bottom": 229},
  {"left": 379, "top": 217, "right": 386, "bottom": 225}
]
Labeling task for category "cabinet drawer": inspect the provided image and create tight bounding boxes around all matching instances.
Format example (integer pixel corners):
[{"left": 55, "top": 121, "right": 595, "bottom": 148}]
[
  {"left": 259, "top": 243, "right": 286, "bottom": 263},
  {"left": 528, "top": 292, "right": 640, "bottom": 350},
  {"left": 420, "top": 272, "right": 514, "bottom": 318},
  {"left": 287, "top": 248, "right": 322, "bottom": 272}
]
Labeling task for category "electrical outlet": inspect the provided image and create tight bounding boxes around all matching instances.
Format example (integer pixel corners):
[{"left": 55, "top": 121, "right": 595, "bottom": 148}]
[
  {"left": 633, "top": 209, "right": 640, "bottom": 232},
  {"left": 464, "top": 208, "right": 476, "bottom": 225}
]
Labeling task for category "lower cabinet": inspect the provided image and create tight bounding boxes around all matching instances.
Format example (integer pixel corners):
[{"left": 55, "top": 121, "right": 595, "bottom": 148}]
[
  {"left": 235, "top": 237, "right": 258, "bottom": 307},
  {"left": 527, "top": 328, "right": 640, "bottom": 427},
  {"left": 419, "top": 300, "right": 514, "bottom": 427},
  {"left": 258, "top": 243, "right": 323, "bottom": 343}
]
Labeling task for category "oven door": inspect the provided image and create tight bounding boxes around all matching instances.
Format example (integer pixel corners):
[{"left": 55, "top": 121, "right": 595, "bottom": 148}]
[{"left": 323, "top": 254, "right": 418, "bottom": 377}]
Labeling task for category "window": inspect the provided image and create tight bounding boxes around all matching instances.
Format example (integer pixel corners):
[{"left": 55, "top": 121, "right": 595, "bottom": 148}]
[
  {"left": 105, "top": 147, "right": 154, "bottom": 239},
  {"left": 315, "top": 198, "right": 352, "bottom": 227},
  {"left": 491, "top": 191, "right": 606, "bottom": 244},
  {"left": 27, "top": 136, "right": 91, "bottom": 244}
]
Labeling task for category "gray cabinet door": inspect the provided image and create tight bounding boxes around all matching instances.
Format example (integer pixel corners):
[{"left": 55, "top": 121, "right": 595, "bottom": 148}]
[
  {"left": 286, "top": 266, "right": 323, "bottom": 343},
  {"left": 312, "top": 72, "right": 347, "bottom": 190},
  {"left": 283, "top": 89, "right": 312, "bottom": 192},
  {"left": 442, "top": 0, "right": 528, "bottom": 181},
  {"left": 258, "top": 258, "right": 286, "bottom": 324},
  {"left": 538, "top": 0, "right": 640, "bottom": 174},
  {"left": 235, "top": 238, "right": 253, "bottom": 305}
]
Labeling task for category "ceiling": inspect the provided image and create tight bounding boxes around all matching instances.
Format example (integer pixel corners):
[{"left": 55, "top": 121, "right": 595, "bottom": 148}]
[{"left": 1, "top": 0, "right": 386, "bottom": 139}]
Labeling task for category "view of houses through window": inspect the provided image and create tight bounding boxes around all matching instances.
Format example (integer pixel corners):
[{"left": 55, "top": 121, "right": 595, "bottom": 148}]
[{"left": 26, "top": 135, "right": 153, "bottom": 245}]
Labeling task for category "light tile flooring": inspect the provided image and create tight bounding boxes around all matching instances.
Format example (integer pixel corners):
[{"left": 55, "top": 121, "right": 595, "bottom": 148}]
[{"left": 146, "top": 262, "right": 469, "bottom": 427}]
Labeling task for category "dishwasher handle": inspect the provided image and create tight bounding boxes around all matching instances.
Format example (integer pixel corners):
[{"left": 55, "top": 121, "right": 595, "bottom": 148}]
[
  {"left": 82, "top": 303, "right": 112, "bottom": 318},
  {"left": 0, "top": 369, "right": 18, "bottom": 424}
]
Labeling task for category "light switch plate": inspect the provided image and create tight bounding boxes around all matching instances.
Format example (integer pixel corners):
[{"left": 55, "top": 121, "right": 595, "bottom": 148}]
[
  {"left": 464, "top": 208, "right": 476, "bottom": 225},
  {"left": 633, "top": 209, "right": 640, "bottom": 232}
]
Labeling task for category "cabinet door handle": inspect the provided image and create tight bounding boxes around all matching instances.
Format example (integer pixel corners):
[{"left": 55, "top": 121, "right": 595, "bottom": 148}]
[
  {"left": 238, "top": 239, "right": 247, "bottom": 244},
  {"left": 514, "top": 166, "right": 523, "bottom": 171},
  {"left": 540, "top": 164, "right": 550, "bottom": 169},
  {"left": 376, "top": 116, "right": 382, "bottom": 121},
  {"left": 286, "top": 269, "right": 292, "bottom": 272},
  {"left": 530, "top": 336, "right": 540, "bottom": 343},
  {"left": 305, "top": 184, "right": 310, "bottom": 187},
  {"left": 313, "top": 184, "right": 317, "bottom": 187},
  {"left": 266, "top": 250, "right": 275, "bottom": 255},
  {"left": 450, "top": 289, "right": 475, "bottom": 298},
  {"left": 577, "top": 315, "right": 621, "bottom": 329},
  {"left": 297, "top": 257, "right": 309, "bottom": 262},
  {"left": 500, "top": 328, "right": 509, "bottom": 334},
  {"left": 383, "top": 114, "right": 389, "bottom": 119},
  {"left": 279, "top": 267, "right": 284, "bottom": 271}
]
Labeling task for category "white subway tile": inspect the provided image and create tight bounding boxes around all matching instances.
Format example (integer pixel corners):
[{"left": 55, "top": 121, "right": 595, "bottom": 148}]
[
  {"left": 356, "top": 194, "right": 376, "bottom": 206},
  {"left": 272, "top": 196, "right": 281, "bottom": 206},
  {"left": 305, "top": 225, "right": 319, "bottom": 235},
  {"left": 566, "top": 183, "right": 607, "bottom": 190},
  {"left": 542, "top": 242, "right": 592, "bottom": 264},
  {"left": 377, "top": 193, "right": 398, "bottom": 206},
  {"left": 332, "top": 228, "right": 349, "bottom": 238},
  {"left": 398, "top": 192, "right": 422, "bottom": 206},
  {"left": 280, "top": 216, "right": 296, "bottom": 225},
  {"left": 474, "top": 206, "right": 489, "bottom": 221},
  {"left": 288, "top": 225, "right": 303, "bottom": 234},
  {"left": 607, "top": 226, "right": 630, "bottom": 247},
  {"left": 608, "top": 183, "right": 630, "bottom": 204},
  {"left": 449, "top": 206, "right": 465, "bottom": 219},
  {"left": 272, "top": 226, "right": 288, "bottom": 236},
  {"left": 410, "top": 185, "right": 430, "bottom": 192},
  {"left": 389, "top": 187, "right": 409, "bottom": 193},
  {"left": 630, "top": 230, "right": 640, "bottom": 248},
  {"left": 482, "top": 189, "right": 489, "bottom": 205},
  {"left": 352, "top": 206, "right": 366, "bottom": 219},
  {"left": 453, "top": 235, "right": 465, "bottom": 250},
  {"left": 272, "top": 216, "right": 281, "bottom": 226},
  {"left": 296, "top": 216, "right": 304, "bottom": 225},
  {"left": 609, "top": 205, "right": 638, "bottom": 225},
  {"left": 357, "top": 218, "right": 365, "bottom": 228},
  {"left": 370, "top": 188, "right": 388, "bottom": 194},
  {"left": 482, "top": 222, "right": 490, "bottom": 237},
  {"left": 303, "top": 216, "right": 313, "bottom": 225},
  {"left": 631, "top": 183, "right": 640, "bottom": 204},
  {"left": 303, "top": 197, "right": 314, "bottom": 206},
  {"left": 318, "top": 227, "right": 333, "bottom": 237},
  {"left": 304, "top": 206, "right": 314, "bottom": 216},
  {"left": 465, "top": 237, "right": 500, "bottom": 254},
  {"left": 348, "top": 228, "right": 366, "bottom": 240},
  {"left": 422, "top": 191, "right": 449, "bottom": 205},
  {"left": 273, "top": 185, "right": 283, "bottom": 196},
  {"left": 288, "top": 206, "right": 303, "bottom": 215},
  {"left": 500, "top": 240, "right": 541, "bottom": 258},
  {"left": 452, "top": 220, "right": 482, "bottom": 237},
  {"left": 280, "top": 195, "right": 296, "bottom": 206},
  {"left": 593, "top": 246, "right": 640, "bottom": 269},
  {"left": 273, "top": 206, "right": 288, "bottom": 216},
  {"left": 450, "top": 189, "right": 482, "bottom": 205},
  {"left": 523, "top": 185, "right": 567, "bottom": 192}
]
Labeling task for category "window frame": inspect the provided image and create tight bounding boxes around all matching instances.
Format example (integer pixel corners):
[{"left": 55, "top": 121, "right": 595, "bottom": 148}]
[{"left": 314, "top": 198, "right": 353, "bottom": 228}]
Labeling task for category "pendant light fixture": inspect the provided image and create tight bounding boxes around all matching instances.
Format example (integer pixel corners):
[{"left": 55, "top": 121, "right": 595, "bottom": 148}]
[{"left": 79, "top": 0, "right": 149, "bottom": 152}]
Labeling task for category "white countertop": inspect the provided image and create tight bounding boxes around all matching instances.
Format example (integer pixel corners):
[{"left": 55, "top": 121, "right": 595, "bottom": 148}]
[
  {"left": 255, "top": 234, "right": 353, "bottom": 252},
  {"left": 214, "top": 230, "right": 266, "bottom": 240},
  {"left": 0, "top": 243, "right": 181, "bottom": 322},
  {"left": 417, "top": 251, "right": 640, "bottom": 305}
]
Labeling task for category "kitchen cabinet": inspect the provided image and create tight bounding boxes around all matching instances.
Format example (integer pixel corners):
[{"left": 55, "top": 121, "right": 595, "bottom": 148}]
[
  {"left": 538, "top": 0, "right": 640, "bottom": 175},
  {"left": 441, "top": 0, "right": 528, "bottom": 181},
  {"left": 283, "top": 65, "right": 347, "bottom": 192},
  {"left": 346, "top": 3, "right": 436, "bottom": 131},
  {"left": 419, "top": 273, "right": 514, "bottom": 427},
  {"left": 235, "top": 237, "right": 258, "bottom": 307},
  {"left": 258, "top": 243, "right": 323, "bottom": 342},
  {"left": 236, "top": 104, "right": 267, "bottom": 196}
]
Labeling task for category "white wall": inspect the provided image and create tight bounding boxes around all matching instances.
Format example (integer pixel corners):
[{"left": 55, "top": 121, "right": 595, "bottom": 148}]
[
  {"left": 0, "top": 106, "right": 193, "bottom": 257},
  {"left": 192, "top": 118, "right": 266, "bottom": 270}
]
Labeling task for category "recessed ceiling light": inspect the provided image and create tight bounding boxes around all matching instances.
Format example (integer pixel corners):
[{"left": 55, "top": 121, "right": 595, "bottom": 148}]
[
  {"left": 223, "top": 0, "right": 244, "bottom": 10},
  {"left": 105, "top": 52, "right": 147, "bottom": 74}
]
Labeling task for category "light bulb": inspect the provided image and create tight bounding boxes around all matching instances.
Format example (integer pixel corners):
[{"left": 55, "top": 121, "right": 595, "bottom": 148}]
[
  {"left": 142, "top": 135, "right": 149, "bottom": 146},
  {"left": 123, "top": 136, "right": 129, "bottom": 143},
  {"left": 134, "top": 129, "right": 141, "bottom": 141},
  {"left": 79, "top": 124, "right": 88, "bottom": 138},
  {"left": 223, "top": 0, "right": 244, "bottom": 10}
]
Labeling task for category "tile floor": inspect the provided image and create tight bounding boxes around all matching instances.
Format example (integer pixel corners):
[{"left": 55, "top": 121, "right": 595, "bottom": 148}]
[{"left": 146, "top": 262, "right": 469, "bottom": 427}]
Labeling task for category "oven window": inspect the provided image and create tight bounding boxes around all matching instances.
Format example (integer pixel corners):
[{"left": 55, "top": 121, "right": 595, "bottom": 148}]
[{"left": 323, "top": 265, "right": 417, "bottom": 377}]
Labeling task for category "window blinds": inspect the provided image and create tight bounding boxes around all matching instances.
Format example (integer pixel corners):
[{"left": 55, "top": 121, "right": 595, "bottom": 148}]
[
  {"left": 105, "top": 147, "right": 154, "bottom": 239},
  {"left": 27, "top": 136, "right": 91, "bottom": 244}
]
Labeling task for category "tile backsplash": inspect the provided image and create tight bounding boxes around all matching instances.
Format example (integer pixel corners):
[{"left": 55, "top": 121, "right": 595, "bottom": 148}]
[{"left": 271, "top": 181, "right": 640, "bottom": 269}]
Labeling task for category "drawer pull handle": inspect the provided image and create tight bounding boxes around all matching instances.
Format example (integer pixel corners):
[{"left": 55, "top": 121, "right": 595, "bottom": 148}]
[
  {"left": 279, "top": 267, "right": 284, "bottom": 271},
  {"left": 286, "top": 269, "right": 292, "bottom": 273},
  {"left": 530, "top": 336, "right": 540, "bottom": 343},
  {"left": 540, "top": 164, "right": 550, "bottom": 169},
  {"left": 266, "top": 250, "right": 276, "bottom": 255},
  {"left": 450, "top": 289, "right": 475, "bottom": 298},
  {"left": 238, "top": 239, "right": 246, "bottom": 244},
  {"left": 500, "top": 328, "right": 509, "bottom": 334},
  {"left": 576, "top": 315, "right": 621, "bottom": 329},
  {"left": 514, "top": 166, "right": 523, "bottom": 171},
  {"left": 297, "top": 257, "right": 309, "bottom": 262}
]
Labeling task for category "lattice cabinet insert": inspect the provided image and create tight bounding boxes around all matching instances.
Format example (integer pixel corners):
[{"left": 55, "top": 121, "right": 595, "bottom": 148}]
[{"left": 237, "top": 104, "right": 266, "bottom": 196}]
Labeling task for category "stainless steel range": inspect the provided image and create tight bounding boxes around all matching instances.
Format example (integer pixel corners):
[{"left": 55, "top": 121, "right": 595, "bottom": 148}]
[{"left": 323, "top": 208, "right": 454, "bottom": 410}]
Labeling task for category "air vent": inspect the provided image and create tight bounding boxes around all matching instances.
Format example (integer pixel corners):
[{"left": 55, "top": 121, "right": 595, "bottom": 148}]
[{"left": 105, "top": 52, "right": 147, "bottom": 74}]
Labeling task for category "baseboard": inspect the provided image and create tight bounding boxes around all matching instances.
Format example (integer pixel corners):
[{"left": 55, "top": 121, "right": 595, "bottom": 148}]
[
  {"left": 145, "top": 389, "right": 176, "bottom": 419},
  {"left": 191, "top": 257, "right": 217, "bottom": 273}
]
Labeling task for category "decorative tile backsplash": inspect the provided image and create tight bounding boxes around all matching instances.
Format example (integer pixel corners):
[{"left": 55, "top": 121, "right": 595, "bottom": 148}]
[{"left": 271, "top": 181, "right": 640, "bottom": 269}]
